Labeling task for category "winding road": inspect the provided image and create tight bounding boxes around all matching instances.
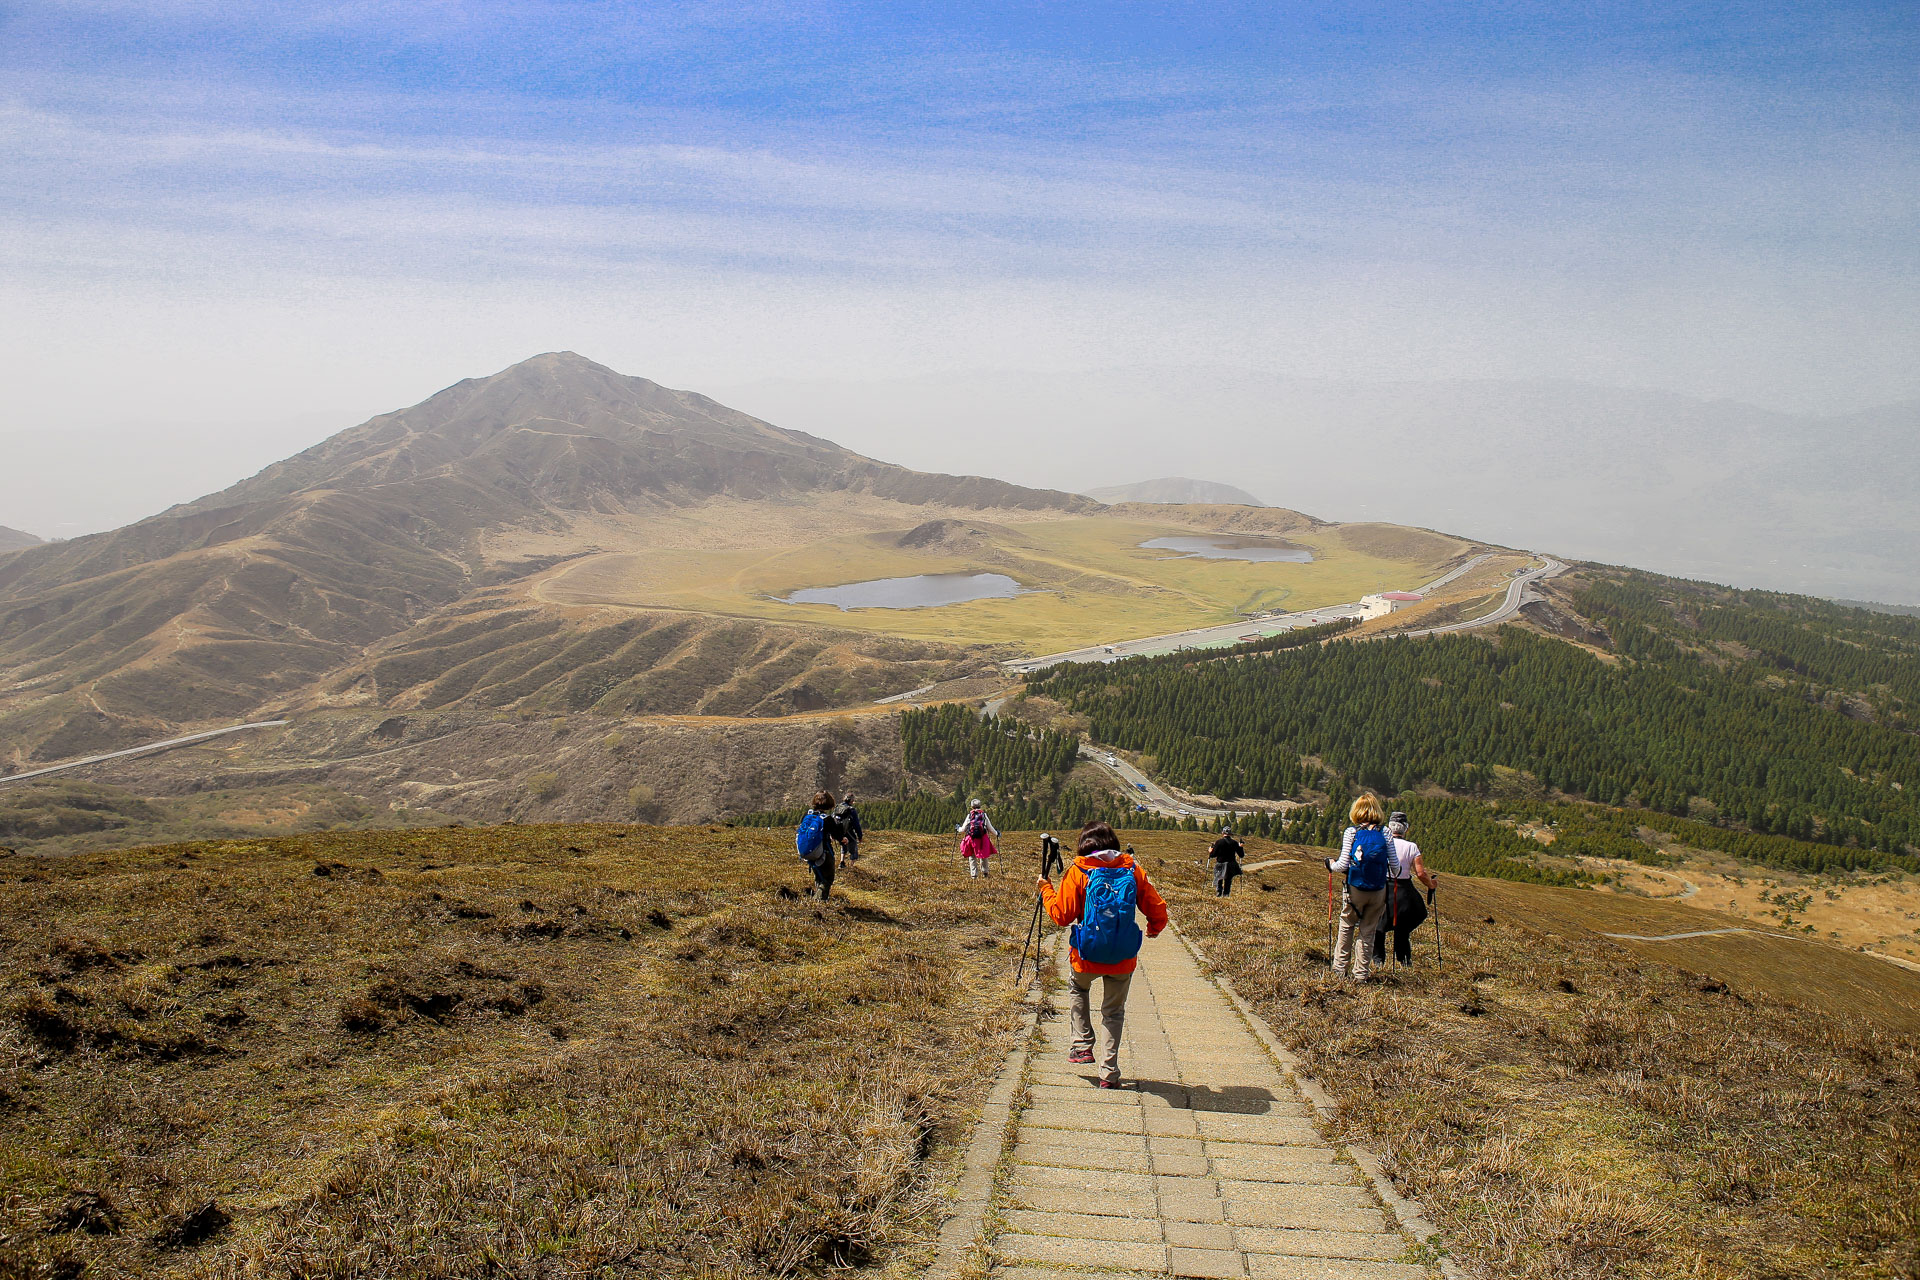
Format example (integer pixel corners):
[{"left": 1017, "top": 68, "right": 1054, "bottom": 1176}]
[
  {"left": 1077, "top": 744, "right": 1232, "bottom": 818},
  {"left": 1395, "top": 557, "right": 1566, "bottom": 638},
  {"left": 1006, "top": 551, "right": 1560, "bottom": 674},
  {"left": 0, "top": 720, "right": 290, "bottom": 787}
]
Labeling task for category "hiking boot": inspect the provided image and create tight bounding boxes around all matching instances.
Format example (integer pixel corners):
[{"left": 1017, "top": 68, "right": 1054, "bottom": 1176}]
[{"left": 1067, "top": 1048, "right": 1094, "bottom": 1065}]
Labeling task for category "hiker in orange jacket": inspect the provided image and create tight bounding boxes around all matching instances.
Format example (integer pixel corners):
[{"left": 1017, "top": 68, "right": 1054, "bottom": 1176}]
[{"left": 1037, "top": 822, "right": 1170, "bottom": 1087}]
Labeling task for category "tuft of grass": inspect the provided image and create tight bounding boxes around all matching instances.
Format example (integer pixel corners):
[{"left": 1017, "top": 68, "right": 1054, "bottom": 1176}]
[{"left": 0, "top": 825, "right": 1038, "bottom": 1278}]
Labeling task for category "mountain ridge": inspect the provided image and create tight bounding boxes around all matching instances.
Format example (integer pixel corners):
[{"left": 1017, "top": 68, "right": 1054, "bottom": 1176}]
[{"left": 0, "top": 353, "right": 1093, "bottom": 762}]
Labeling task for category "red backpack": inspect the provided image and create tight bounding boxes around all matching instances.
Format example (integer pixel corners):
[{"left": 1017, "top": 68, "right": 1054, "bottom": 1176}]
[{"left": 966, "top": 809, "right": 990, "bottom": 839}]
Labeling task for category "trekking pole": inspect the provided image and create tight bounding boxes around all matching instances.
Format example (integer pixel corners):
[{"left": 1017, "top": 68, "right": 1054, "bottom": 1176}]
[
  {"left": 1014, "top": 839, "right": 1048, "bottom": 985},
  {"left": 1430, "top": 883, "right": 1441, "bottom": 968},
  {"left": 1325, "top": 866, "right": 1334, "bottom": 959},
  {"left": 1391, "top": 877, "right": 1400, "bottom": 970}
]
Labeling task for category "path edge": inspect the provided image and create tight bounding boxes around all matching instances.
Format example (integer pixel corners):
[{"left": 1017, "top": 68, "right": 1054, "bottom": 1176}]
[
  {"left": 1177, "top": 928, "right": 1468, "bottom": 1280},
  {"left": 922, "top": 946, "right": 1051, "bottom": 1280}
]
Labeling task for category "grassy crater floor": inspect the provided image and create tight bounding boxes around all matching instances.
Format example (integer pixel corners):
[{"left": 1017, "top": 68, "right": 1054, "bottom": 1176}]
[{"left": 0, "top": 826, "right": 1039, "bottom": 1279}]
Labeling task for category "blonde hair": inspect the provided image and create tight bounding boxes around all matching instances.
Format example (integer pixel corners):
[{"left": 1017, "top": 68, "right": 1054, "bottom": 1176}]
[{"left": 1349, "top": 793, "right": 1385, "bottom": 827}]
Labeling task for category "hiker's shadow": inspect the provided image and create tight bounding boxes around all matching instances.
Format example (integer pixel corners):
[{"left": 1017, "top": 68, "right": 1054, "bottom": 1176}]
[{"left": 1128, "top": 1078, "right": 1278, "bottom": 1115}]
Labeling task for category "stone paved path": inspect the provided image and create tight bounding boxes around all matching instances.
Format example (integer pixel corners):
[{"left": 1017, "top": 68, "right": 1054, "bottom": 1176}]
[{"left": 987, "top": 927, "right": 1436, "bottom": 1280}]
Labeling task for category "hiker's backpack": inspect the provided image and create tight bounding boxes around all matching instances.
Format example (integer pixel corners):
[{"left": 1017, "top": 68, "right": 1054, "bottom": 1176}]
[
  {"left": 1346, "top": 826, "right": 1392, "bottom": 892},
  {"left": 966, "top": 809, "right": 990, "bottom": 839},
  {"left": 796, "top": 811, "right": 829, "bottom": 863},
  {"left": 1072, "top": 864, "right": 1144, "bottom": 965}
]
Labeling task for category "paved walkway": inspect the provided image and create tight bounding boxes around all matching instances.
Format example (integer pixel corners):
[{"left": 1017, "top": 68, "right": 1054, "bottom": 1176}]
[{"left": 986, "top": 928, "right": 1436, "bottom": 1280}]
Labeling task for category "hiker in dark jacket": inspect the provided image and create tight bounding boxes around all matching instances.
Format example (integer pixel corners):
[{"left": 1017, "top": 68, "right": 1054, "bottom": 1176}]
[
  {"left": 1208, "top": 825, "right": 1245, "bottom": 897},
  {"left": 834, "top": 793, "right": 865, "bottom": 867},
  {"left": 804, "top": 791, "right": 845, "bottom": 901}
]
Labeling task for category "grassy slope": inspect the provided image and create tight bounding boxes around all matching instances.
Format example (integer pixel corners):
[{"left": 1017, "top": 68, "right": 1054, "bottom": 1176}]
[
  {"left": 541, "top": 515, "right": 1464, "bottom": 653},
  {"left": 1137, "top": 832, "right": 1920, "bottom": 1280},
  {"left": 0, "top": 826, "right": 1038, "bottom": 1279}
]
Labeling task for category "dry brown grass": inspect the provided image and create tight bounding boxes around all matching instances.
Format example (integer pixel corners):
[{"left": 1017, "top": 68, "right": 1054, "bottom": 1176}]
[
  {"left": 1115, "top": 831, "right": 1920, "bottom": 1280},
  {"left": 0, "top": 826, "right": 1038, "bottom": 1278}
]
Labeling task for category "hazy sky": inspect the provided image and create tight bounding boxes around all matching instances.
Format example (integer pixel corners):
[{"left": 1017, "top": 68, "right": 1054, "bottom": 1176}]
[{"left": 3, "top": 1, "right": 1917, "bottom": 537}]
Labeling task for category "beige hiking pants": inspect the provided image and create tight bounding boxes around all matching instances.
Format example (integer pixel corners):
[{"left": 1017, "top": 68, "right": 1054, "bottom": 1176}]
[
  {"left": 1333, "top": 886, "right": 1387, "bottom": 980},
  {"left": 1068, "top": 968, "right": 1134, "bottom": 1084}
]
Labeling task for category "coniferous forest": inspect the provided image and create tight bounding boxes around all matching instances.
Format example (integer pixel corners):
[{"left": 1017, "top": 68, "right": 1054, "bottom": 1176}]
[
  {"left": 747, "top": 570, "right": 1919, "bottom": 887},
  {"left": 1031, "top": 571, "right": 1920, "bottom": 859}
]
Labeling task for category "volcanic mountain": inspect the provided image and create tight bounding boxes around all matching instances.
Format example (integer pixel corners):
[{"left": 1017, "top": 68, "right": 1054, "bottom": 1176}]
[{"left": 0, "top": 353, "right": 1089, "bottom": 761}]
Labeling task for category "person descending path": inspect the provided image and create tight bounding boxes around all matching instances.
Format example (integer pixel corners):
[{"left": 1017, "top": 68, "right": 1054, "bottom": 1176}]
[
  {"left": 834, "top": 792, "right": 865, "bottom": 867},
  {"left": 1326, "top": 793, "right": 1393, "bottom": 981},
  {"left": 1208, "top": 824, "right": 1245, "bottom": 897},
  {"left": 1372, "top": 810, "right": 1437, "bottom": 967},
  {"left": 958, "top": 799, "right": 999, "bottom": 878},
  {"left": 1037, "top": 822, "right": 1169, "bottom": 1087},
  {"left": 796, "top": 791, "right": 846, "bottom": 901}
]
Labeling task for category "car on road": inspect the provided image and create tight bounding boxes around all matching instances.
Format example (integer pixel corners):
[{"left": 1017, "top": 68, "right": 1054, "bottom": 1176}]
[
  {"left": 1105, "top": 754, "right": 1118, "bottom": 764},
  {"left": 1136, "top": 782, "right": 1148, "bottom": 791},
  {"left": 1177, "top": 808, "right": 1190, "bottom": 816}
]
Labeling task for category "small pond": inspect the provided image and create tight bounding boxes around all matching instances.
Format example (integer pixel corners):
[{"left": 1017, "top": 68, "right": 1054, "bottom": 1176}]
[
  {"left": 780, "top": 572, "right": 1029, "bottom": 611},
  {"left": 1141, "top": 536, "right": 1314, "bottom": 563}
]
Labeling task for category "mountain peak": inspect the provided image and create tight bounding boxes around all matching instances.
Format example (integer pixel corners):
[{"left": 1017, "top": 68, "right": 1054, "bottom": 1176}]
[{"left": 1085, "top": 477, "right": 1266, "bottom": 507}]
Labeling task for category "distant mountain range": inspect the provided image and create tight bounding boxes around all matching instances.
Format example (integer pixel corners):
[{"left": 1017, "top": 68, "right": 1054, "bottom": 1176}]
[
  {"left": 722, "top": 370, "right": 1920, "bottom": 603},
  {"left": 0, "top": 353, "right": 1089, "bottom": 762},
  {"left": 1083, "top": 478, "right": 1265, "bottom": 506},
  {"left": 0, "top": 526, "right": 41, "bottom": 553}
]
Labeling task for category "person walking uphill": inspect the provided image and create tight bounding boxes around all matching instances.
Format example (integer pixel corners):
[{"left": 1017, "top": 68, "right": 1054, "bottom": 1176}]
[
  {"left": 957, "top": 800, "right": 999, "bottom": 878},
  {"left": 1037, "top": 822, "right": 1170, "bottom": 1087},
  {"left": 1208, "top": 824, "right": 1245, "bottom": 897},
  {"left": 1326, "top": 793, "right": 1393, "bottom": 981}
]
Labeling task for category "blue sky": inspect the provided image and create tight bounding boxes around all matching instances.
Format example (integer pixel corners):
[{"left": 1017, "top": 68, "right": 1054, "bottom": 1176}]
[{"left": 2, "top": 2, "right": 1917, "bottom": 533}]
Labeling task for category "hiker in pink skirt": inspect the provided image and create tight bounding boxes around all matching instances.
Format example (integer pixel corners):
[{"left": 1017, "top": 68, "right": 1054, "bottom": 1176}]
[{"left": 956, "top": 799, "right": 1000, "bottom": 878}]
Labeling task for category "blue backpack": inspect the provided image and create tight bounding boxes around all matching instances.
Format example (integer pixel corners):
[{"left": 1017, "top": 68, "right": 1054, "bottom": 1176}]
[
  {"left": 796, "top": 811, "right": 829, "bottom": 863},
  {"left": 1071, "top": 864, "right": 1144, "bottom": 965},
  {"left": 1346, "top": 826, "right": 1393, "bottom": 892}
]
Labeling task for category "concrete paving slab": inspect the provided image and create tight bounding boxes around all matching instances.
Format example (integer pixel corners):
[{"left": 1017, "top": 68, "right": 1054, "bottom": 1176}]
[
  {"left": 1203, "top": 1140, "right": 1334, "bottom": 1163},
  {"left": 1001, "top": 1209, "right": 1164, "bottom": 1243},
  {"left": 1222, "top": 1200, "right": 1389, "bottom": 1234},
  {"left": 1170, "top": 1246, "right": 1247, "bottom": 1278},
  {"left": 1193, "top": 1114, "right": 1324, "bottom": 1144},
  {"left": 1217, "top": 1182, "right": 1371, "bottom": 1210},
  {"left": 1208, "top": 1156, "right": 1354, "bottom": 1185},
  {"left": 1233, "top": 1227, "right": 1407, "bottom": 1260},
  {"left": 1164, "top": 1221, "right": 1236, "bottom": 1251},
  {"left": 1005, "top": 1187, "right": 1159, "bottom": 1219},
  {"left": 1013, "top": 1164, "right": 1155, "bottom": 1195},
  {"left": 1014, "top": 1143, "right": 1154, "bottom": 1173},
  {"left": 1158, "top": 1195, "right": 1228, "bottom": 1224},
  {"left": 995, "top": 1232, "right": 1167, "bottom": 1273}
]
